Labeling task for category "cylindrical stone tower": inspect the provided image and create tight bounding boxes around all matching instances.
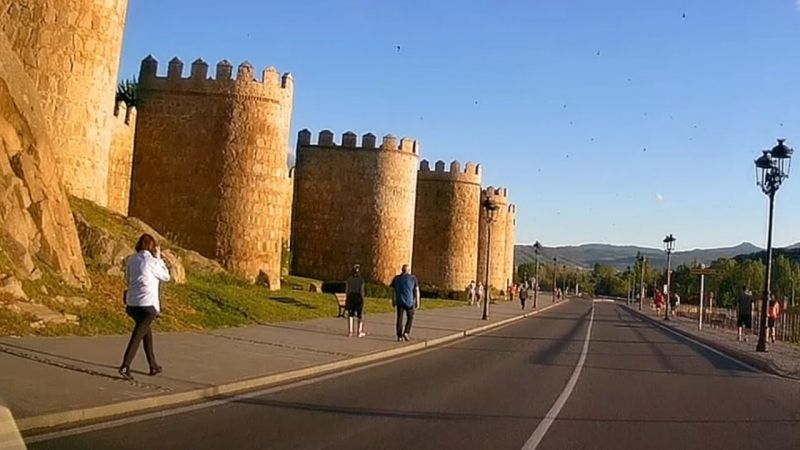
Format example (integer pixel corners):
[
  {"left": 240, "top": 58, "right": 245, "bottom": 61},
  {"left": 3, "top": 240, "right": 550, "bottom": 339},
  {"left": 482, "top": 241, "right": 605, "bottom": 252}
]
[
  {"left": 505, "top": 204, "right": 517, "bottom": 287},
  {"left": 292, "top": 130, "right": 419, "bottom": 284},
  {"left": 0, "top": 0, "right": 129, "bottom": 206},
  {"left": 129, "top": 57, "right": 294, "bottom": 289},
  {"left": 412, "top": 159, "right": 482, "bottom": 291},
  {"left": 476, "top": 187, "right": 509, "bottom": 292}
]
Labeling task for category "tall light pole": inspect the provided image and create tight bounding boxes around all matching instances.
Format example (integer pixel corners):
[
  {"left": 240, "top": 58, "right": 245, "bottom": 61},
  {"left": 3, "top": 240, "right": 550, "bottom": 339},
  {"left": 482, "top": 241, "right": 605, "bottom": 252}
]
[
  {"left": 552, "top": 257, "right": 558, "bottom": 303},
  {"left": 638, "top": 252, "right": 646, "bottom": 311},
  {"left": 626, "top": 265, "right": 632, "bottom": 304},
  {"left": 533, "top": 241, "right": 541, "bottom": 308},
  {"left": 481, "top": 198, "right": 499, "bottom": 321},
  {"left": 754, "top": 139, "right": 793, "bottom": 352},
  {"left": 663, "top": 234, "right": 676, "bottom": 321}
]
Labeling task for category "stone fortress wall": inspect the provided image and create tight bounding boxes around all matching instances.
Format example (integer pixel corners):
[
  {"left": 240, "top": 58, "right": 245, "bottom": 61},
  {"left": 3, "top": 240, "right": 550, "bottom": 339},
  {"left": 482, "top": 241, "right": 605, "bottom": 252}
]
[
  {"left": 292, "top": 130, "right": 419, "bottom": 285},
  {"left": 412, "top": 160, "right": 482, "bottom": 292},
  {"left": 0, "top": 0, "right": 129, "bottom": 207},
  {"left": 282, "top": 168, "right": 294, "bottom": 252},
  {"left": 0, "top": 0, "right": 521, "bottom": 292},
  {"left": 477, "top": 187, "right": 511, "bottom": 291},
  {"left": 505, "top": 204, "right": 517, "bottom": 289},
  {"left": 0, "top": 30, "right": 89, "bottom": 286},
  {"left": 129, "top": 56, "right": 294, "bottom": 289},
  {"left": 107, "top": 101, "right": 136, "bottom": 215}
]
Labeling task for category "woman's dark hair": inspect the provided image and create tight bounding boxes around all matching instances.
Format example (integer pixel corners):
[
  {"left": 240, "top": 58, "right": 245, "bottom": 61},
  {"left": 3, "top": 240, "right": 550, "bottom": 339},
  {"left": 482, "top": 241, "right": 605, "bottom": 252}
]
[{"left": 135, "top": 234, "right": 158, "bottom": 254}]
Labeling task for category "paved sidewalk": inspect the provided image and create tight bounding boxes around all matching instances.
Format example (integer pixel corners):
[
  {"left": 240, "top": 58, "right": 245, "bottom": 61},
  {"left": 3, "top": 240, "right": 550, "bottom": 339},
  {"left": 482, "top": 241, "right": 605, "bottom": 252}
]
[
  {"left": 0, "top": 298, "right": 567, "bottom": 431},
  {"left": 621, "top": 302, "right": 800, "bottom": 379}
]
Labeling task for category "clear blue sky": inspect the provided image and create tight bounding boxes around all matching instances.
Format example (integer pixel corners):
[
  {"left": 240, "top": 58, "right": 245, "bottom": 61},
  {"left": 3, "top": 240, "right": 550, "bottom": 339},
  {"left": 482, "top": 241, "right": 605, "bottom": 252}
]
[{"left": 119, "top": 0, "right": 800, "bottom": 250}]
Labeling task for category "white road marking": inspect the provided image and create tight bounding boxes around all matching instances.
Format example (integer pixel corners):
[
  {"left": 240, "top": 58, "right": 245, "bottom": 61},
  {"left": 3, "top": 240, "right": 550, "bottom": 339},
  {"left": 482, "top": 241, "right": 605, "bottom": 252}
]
[{"left": 521, "top": 302, "right": 595, "bottom": 450}]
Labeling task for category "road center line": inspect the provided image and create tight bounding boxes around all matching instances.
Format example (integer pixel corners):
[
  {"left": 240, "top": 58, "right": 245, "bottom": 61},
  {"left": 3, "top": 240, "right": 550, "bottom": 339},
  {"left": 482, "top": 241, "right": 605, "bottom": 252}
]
[{"left": 521, "top": 302, "right": 595, "bottom": 450}]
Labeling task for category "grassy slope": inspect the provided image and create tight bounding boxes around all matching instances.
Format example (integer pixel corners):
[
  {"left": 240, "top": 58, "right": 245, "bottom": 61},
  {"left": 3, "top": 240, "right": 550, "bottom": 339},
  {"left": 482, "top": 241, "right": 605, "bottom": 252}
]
[{"left": 0, "top": 199, "right": 459, "bottom": 336}]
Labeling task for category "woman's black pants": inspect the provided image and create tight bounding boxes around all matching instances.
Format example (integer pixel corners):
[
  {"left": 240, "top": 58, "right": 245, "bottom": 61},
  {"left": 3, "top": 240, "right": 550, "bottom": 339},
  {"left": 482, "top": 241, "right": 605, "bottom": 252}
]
[{"left": 121, "top": 306, "right": 158, "bottom": 369}]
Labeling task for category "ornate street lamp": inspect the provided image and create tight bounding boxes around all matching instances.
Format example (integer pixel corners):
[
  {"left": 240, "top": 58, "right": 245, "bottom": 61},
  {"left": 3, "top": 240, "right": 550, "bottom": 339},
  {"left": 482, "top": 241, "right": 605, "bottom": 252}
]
[
  {"left": 754, "top": 139, "right": 793, "bottom": 352},
  {"left": 663, "top": 234, "right": 676, "bottom": 320},
  {"left": 481, "top": 198, "right": 499, "bottom": 320},
  {"left": 533, "top": 241, "right": 542, "bottom": 308}
]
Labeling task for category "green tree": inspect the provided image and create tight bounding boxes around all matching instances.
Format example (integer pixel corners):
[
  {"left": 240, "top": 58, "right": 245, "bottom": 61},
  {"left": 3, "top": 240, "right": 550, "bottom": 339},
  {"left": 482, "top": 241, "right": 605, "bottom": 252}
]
[{"left": 116, "top": 77, "right": 138, "bottom": 107}]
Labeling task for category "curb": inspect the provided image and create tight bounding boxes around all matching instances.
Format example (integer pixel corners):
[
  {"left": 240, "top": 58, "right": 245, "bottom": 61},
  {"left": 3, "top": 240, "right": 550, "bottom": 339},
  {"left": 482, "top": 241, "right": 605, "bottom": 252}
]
[
  {"left": 620, "top": 303, "right": 800, "bottom": 381},
  {"left": 18, "top": 300, "right": 568, "bottom": 433}
]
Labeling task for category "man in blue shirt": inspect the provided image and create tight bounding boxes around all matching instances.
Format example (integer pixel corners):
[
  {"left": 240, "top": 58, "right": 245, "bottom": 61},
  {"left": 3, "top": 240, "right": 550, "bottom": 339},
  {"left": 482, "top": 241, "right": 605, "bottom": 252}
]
[{"left": 390, "top": 264, "right": 420, "bottom": 342}]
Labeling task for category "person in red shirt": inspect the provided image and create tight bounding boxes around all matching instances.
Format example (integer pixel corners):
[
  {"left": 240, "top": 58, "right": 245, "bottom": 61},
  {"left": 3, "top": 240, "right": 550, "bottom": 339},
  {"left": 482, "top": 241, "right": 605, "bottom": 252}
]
[
  {"left": 767, "top": 296, "right": 781, "bottom": 343},
  {"left": 654, "top": 289, "right": 664, "bottom": 315}
]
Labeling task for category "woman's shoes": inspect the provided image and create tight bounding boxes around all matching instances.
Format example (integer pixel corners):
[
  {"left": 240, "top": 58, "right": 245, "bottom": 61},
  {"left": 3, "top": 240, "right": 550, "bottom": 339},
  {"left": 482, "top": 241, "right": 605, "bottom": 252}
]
[
  {"left": 118, "top": 367, "right": 134, "bottom": 381},
  {"left": 149, "top": 365, "right": 163, "bottom": 376}
]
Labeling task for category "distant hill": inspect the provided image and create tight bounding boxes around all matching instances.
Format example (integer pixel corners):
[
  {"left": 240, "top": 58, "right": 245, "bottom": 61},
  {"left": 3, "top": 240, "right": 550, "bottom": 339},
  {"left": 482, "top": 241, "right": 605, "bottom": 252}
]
[
  {"left": 514, "top": 242, "right": 765, "bottom": 270},
  {"left": 735, "top": 246, "right": 800, "bottom": 265}
]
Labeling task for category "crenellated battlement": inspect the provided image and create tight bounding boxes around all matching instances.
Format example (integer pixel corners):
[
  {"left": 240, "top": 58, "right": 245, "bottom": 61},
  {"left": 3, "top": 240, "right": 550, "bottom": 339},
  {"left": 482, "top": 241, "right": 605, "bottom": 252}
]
[
  {"left": 481, "top": 186, "right": 509, "bottom": 203},
  {"left": 418, "top": 159, "right": 481, "bottom": 185},
  {"left": 296, "top": 129, "right": 419, "bottom": 155},
  {"left": 138, "top": 55, "right": 293, "bottom": 99},
  {"left": 112, "top": 100, "right": 136, "bottom": 126}
]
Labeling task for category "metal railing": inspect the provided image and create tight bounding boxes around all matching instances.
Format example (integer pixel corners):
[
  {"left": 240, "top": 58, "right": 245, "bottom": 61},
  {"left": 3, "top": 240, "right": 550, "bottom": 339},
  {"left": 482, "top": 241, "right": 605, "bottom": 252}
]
[{"left": 673, "top": 304, "right": 800, "bottom": 343}]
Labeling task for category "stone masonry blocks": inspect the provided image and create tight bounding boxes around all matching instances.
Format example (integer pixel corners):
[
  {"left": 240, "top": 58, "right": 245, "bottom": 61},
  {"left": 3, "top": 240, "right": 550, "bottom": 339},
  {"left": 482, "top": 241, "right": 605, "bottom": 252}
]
[
  {"left": 477, "top": 187, "right": 511, "bottom": 291},
  {"left": 129, "top": 56, "right": 294, "bottom": 289},
  {"left": 412, "top": 159, "right": 482, "bottom": 291},
  {"left": 0, "top": 0, "right": 129, "bottom": 206},
  {"left": 292, "top": 130, "right": 419, "bottom": 284}
]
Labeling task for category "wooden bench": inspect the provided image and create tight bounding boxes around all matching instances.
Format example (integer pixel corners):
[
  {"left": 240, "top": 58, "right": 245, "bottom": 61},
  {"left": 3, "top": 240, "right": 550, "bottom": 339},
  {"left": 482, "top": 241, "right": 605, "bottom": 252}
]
[{"left": 333, "top": 293, "right": 347, "bottom": 317}]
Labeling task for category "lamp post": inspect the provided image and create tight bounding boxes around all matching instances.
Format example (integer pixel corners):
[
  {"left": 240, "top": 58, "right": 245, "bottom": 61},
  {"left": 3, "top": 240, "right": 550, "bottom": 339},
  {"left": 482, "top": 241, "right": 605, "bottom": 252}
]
[
  {"left": 481, "top": 198, "right": 499, "bottom": 320},
  {"left": 626, "top": 265, "right": 632, "bottom": 304},
  {"left": 552, "top": 257, "right": 558, "bottom": 303},
  {"left": 533, "top": 241, "right": 541, "bottom": 308},
  {"left": 663, "top": 234, "right": 676, "bottom": 320},
  {"left": 637, "top": 252, "right": 646, "bottom": 311},
  {"left": 754, "top": 139, "right": 793, "bottom": 352}
]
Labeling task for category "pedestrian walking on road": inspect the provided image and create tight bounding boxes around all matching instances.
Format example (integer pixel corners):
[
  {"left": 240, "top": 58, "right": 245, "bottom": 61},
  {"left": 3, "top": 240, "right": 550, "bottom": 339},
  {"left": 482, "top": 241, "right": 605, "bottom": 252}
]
[
  {"left": 519, "top": 285, "right": 528, "bottom": 309},
  {"left": 475, "top": 282, "right": 484, "bottom": 308},
  {"left": 119, "top": 234, "right": 171, "bottom": 381},
  {"left": 467, "top": 280, "right": 476, "bottom": 305},
  {"left": 390, "top": 264, "right": 420, "bottom": 342},
  {"left": 508, "top": 284, "right": 516, "bottom": 303},
  {"left": 737, "top": 286, "right": 754, "bottom": 342},
  {"left": 345, "top": 264, "right": 367, "bottom": 338},
  {"left": 768, "top": 296, "right": 781, "bottom": 343}
]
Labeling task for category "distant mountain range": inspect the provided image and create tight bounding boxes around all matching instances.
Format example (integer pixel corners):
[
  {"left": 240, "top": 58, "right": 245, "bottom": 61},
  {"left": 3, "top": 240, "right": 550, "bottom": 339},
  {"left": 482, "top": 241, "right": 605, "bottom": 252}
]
[{"left": 513, "top": 242, "right": 782, "bottom": 270}]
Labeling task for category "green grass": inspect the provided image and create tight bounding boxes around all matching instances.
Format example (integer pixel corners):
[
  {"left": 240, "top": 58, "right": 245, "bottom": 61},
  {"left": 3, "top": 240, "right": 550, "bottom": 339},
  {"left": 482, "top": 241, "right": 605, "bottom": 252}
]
[{"left": 0, "top": 199, "right": 462, "bottom": 337}]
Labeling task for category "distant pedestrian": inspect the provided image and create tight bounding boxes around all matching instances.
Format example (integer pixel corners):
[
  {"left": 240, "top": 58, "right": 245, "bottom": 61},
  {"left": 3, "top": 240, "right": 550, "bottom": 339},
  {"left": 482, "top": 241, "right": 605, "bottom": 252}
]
[
  {"left": 670, "top": 293, "right": 680, "bottom": 317},
  {"left": 654, "top": 290, "right": 664, "bottom": 315},
  {"left": 345, "top": 264, "right": 366, "bottom": 338},
  {"left": 508, "top": 284, "right": 516, "bottom": 302},
  {"left": 475, "top": 282, "right": 484, "bottom": 307},
  {"left": 119, "top": 234, "right": 170, "bottom": 381},
  {"left": 390, "top": 264, "right": 420, "bottom": 342},
  {"left": 768, "top": 296, "right": 781, "bottom": 343},
  {"left": 737, "top": 286, "right": 754, "bottom": 342},
  {"left": 467, "top": 280, "right": 476, "bottom": 305},
  {"left": 519, "top": 285, "right": 528, "bottom": 309}
]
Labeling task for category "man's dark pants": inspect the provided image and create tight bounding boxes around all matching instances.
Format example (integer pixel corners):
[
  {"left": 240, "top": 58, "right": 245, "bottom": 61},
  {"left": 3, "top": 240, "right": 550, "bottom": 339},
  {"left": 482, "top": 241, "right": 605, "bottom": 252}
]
[{"left": 396, "top": 306, "right": 415, "bottom": 338}]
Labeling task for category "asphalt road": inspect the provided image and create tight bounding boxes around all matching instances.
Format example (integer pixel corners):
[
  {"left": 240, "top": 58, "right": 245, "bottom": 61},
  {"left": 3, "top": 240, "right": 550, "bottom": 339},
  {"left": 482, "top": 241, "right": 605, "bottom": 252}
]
[{"left": 29, "top": 299, "right": 800, "bottom": 450}]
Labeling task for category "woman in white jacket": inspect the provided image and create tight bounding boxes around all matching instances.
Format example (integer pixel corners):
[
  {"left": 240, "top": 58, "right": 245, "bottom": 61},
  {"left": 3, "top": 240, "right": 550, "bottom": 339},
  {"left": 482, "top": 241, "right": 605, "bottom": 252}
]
[{"left": 119, "top": 234, "right": 170, "bottom": 381}]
